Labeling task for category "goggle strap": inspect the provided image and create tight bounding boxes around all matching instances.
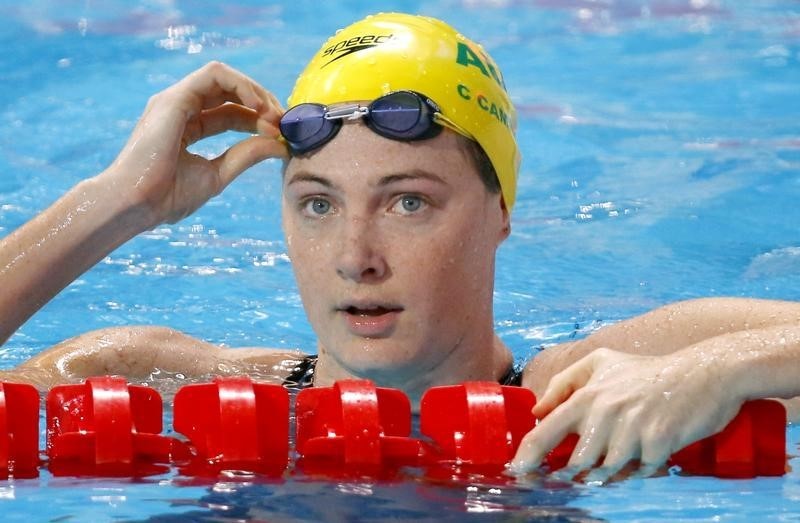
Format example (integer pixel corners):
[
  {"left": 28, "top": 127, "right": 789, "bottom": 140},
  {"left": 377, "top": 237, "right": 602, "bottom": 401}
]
[{"left": 432, "top": 113, "right": 475, "bottom": 142}]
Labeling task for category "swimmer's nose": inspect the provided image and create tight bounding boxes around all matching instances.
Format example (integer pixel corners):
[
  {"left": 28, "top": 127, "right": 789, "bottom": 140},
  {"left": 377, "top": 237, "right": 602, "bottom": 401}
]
[{"left": 335, "top": 215, "right": 387, "bottom": 283}]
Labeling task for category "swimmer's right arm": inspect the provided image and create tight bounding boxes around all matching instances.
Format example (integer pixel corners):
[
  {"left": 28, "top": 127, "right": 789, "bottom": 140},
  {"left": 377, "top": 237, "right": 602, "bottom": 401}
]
[
  {"left": 0, "top": 326, "right": 304, "bottom": 388},
  {"left": 0, "top": 62, "right": 287, "bottom": 345}
]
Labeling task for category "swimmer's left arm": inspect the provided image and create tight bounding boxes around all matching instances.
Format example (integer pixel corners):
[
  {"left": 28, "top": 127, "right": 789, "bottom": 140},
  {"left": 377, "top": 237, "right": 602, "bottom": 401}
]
[
  {"left": 522, "top": 297, "right": 800, "bottom": 398},
  {"left": 513, "top": 298, "right": 800, "bottom": 481}
]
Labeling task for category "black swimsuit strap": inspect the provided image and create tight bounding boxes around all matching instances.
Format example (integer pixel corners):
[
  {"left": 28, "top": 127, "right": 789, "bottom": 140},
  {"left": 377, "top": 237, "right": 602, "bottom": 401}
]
[
  {"left": 498, "top": 363, "right": 524, "bottom": 386},
  {"left": 282, "top": 354, "right": 318, "bottom": 389},
  {"left": 282, "top": 355, "right": 523, "bottom": 389}
]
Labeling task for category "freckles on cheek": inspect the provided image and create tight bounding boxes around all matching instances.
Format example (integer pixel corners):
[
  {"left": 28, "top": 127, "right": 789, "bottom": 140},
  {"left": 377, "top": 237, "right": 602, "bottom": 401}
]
[
  {"left": 291, "top": 251, "right": 330, "bottom": 324},
  {"left": 440, "top": 235, "right": 490, "bottom": 295},
  {"left": 292, "top": 242, "right": 321, "bottom": 277},
  {"left": 422, "top": 247, "right": 464, "bottom": 299}
]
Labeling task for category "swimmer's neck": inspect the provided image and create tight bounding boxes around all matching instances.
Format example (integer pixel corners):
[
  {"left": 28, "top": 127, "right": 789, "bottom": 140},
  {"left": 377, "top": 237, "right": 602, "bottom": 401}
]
[{"left": 313, "top": 334, "right": 513, "bottom": 410}]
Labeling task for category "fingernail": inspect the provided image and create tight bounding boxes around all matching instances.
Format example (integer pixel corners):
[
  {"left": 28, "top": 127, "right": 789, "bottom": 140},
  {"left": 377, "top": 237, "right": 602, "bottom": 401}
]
[{"left": 583, "top": 470, "right": 609, "bottom": 486}]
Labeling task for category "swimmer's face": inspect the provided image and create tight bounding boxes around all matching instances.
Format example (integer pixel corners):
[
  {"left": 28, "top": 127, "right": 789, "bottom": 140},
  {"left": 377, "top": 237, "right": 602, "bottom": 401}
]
[{"left": 281, "top": 122, "right": 509, "bottom": 387}]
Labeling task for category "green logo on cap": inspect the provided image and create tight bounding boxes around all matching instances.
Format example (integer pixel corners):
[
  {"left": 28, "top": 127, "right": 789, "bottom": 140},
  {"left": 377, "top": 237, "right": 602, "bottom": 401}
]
[{"left": 455, "top": 42, "right": 506, "bottom": 91}]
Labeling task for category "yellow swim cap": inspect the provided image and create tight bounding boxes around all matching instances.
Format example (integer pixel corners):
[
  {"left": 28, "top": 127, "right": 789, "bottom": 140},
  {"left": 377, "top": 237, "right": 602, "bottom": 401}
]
[{"left": 288, "top": 12, "right": 521, "bottom": 209}]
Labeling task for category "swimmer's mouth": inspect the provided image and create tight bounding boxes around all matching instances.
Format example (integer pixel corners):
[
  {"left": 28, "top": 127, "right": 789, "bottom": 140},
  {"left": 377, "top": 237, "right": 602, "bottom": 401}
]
[{"left": 338, "top": 304, "right": 404, "bottom": 316}]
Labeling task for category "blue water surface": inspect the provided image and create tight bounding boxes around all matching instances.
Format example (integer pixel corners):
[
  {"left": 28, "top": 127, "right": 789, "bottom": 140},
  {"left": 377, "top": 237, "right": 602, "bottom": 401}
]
[{"left": 1, "top": 0, "right": 800, "bottom": 521}]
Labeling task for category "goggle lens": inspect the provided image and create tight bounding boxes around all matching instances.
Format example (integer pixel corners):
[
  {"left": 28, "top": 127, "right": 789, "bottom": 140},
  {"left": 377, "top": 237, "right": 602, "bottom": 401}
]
[
  {"left": 279, "top": 103, "right": 340, "bottom": 153},
  {"left": 370, "top": 91, "right": 427, "bottom": 136}
]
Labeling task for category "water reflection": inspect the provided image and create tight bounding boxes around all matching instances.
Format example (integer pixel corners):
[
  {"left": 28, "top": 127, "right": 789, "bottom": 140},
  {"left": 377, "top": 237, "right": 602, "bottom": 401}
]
[{"left": 131, "top": 472, "right": 602, "bottom": 523}]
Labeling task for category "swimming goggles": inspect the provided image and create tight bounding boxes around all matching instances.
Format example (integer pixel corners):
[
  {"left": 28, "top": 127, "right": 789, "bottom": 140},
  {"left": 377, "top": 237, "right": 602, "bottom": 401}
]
[{"left": 279, "top": 90, "right": 474, "bottom": 155}]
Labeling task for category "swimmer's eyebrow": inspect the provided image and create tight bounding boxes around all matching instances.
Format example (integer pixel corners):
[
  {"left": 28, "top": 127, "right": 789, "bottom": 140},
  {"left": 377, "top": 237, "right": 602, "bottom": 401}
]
[
  {"left": 286, "top": 172, "right": 338, "bottom": 190},
  {"left": 378, "top": 170, "right": 450, "bottom": 187}
]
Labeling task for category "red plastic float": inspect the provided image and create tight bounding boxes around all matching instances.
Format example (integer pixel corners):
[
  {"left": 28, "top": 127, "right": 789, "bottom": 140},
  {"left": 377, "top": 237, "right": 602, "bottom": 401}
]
[
  {"left": 295, "top": 379, "right": 422, "bottom": 472},
  {"left": 0, "top": 376, "right": 787, "bottom": 479},
  {"left": 670, "top": 399, "right": 786, "bottom": 478},
  {"left": 420, "top": 381, "right": 536, "bottom": 467},
  {"left": 173, "top": 376, "right": 289, "bottom": 474},
  {"left": 0, "top": 382, "right": 40, "bottom": 478},
  {"left": 45, "top": 376, "right": 183, "bottom": 476}
]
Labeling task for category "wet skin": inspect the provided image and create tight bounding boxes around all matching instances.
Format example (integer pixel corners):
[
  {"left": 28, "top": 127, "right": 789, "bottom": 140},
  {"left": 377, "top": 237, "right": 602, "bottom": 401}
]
[{"left": 282, "top": 121, "right": 513, "bottom": 401}]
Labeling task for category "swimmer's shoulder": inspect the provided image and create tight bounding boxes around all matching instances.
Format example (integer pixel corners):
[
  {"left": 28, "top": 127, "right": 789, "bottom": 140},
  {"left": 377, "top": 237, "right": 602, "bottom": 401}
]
[{"left": 13, "top": 325, "right": 310, "bottom": 388}]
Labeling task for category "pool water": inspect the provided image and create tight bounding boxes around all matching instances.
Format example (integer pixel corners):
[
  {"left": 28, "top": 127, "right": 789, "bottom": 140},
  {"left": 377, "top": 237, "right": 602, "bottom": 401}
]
[{"left": 2, "top": 0, "right": 800, "bottom": 521}]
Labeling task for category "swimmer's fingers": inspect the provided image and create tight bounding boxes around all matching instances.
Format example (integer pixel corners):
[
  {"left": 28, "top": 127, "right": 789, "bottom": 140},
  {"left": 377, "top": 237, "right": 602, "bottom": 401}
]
[
  {"left": 560, "top": 408, "right": 615, "bottom": 478},
  {"left": 211, "top": 134, "right": 288, "bottom": 188},
  {"left": 509, "top": 400, "right": 581, "bottom": 474},
  {"left": 183, "top": 103, "right": 281, "bottom": 147},
  {"left": 186, "top": 62, "right": 283, "bottom": 120},
  {"left": 511, "top": 351, "right": 609, "bottom": 474},
  {"left": 636, "top": 428, "right": 675, "bottom": 478},
  {"left": 126, "top": 63, "right": 282, "bottom": 161},
  {"left": 177, "top": 61, "right": 283, "bottom": 121},
  {"left": 532, "top": 350, "right": 602, "bottom": 419},
  {"left": 582, "top": 415, "right": 642, "bottom": 484}
]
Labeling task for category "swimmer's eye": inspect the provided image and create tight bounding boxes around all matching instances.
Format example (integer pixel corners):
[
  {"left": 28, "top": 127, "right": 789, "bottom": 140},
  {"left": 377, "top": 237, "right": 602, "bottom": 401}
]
[
  {"left": 302, "top": 197, "right": 332, "bottom": 216},
  {"left": 392, "top": 195, "right": 426, "bottom": 215}
]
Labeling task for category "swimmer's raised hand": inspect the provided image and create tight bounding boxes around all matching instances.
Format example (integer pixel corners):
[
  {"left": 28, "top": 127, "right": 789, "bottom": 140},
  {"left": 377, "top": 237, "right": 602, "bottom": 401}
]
[
  {"left": 509, "top": 346, "right": 742, "bottom": 483},
  {"left": 105, "top": 61, "right": 286, "bottom": 226},
  {"left": 0, "top": 62, "right": 286, "bottom": 344}
]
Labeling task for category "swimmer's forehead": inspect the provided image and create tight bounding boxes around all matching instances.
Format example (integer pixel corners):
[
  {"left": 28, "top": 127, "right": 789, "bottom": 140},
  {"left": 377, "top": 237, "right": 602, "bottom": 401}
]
[{"left": 286, "top": 168, "right": 450, "bottom": 189}]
